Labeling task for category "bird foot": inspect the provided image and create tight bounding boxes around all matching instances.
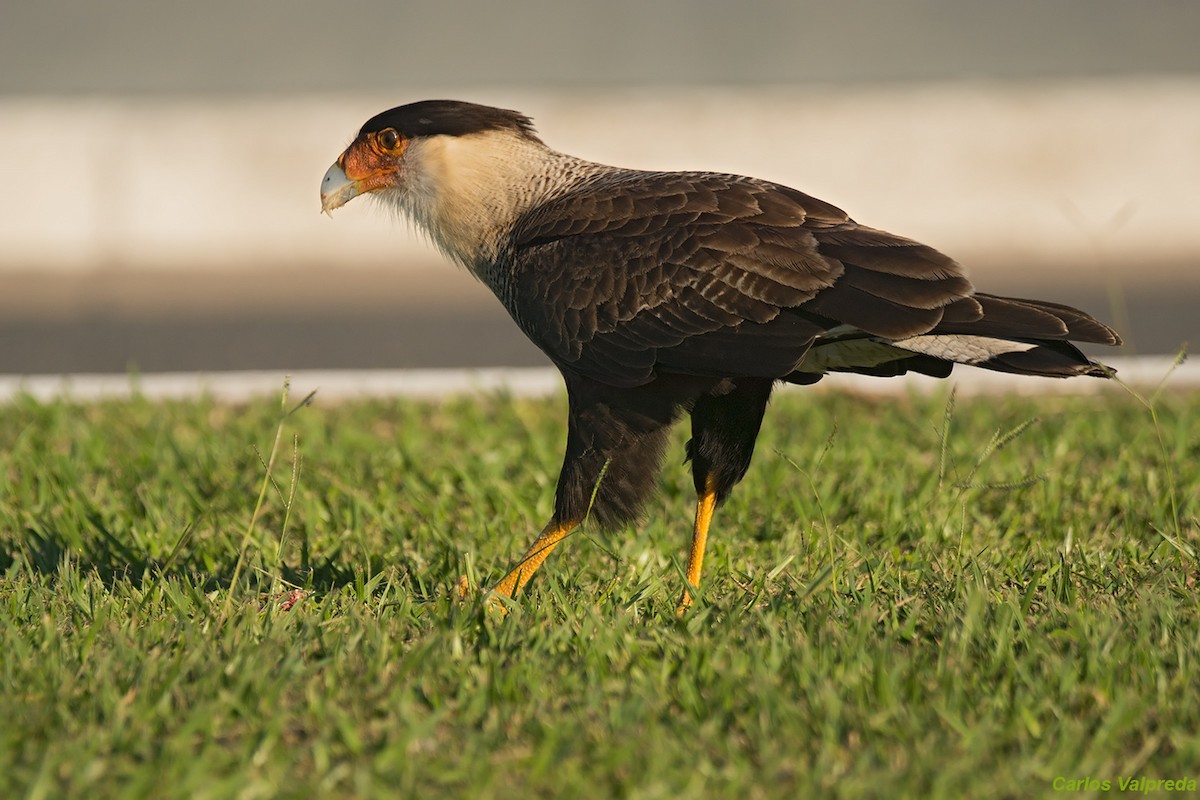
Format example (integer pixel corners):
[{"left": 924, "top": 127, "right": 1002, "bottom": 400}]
[
  {"left": 451, "top": 574, "right": 513, "bottom": 617},
  {"left": 675, "top": 590, "right": 693, "bottom": 618}
]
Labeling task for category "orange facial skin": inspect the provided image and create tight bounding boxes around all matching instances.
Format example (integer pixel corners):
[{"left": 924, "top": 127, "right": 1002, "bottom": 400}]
[
  {"left": 341, "top": 129, "right": 406, "bottom": 190},
  {"left": 320, "top": 128, "right": 407, "bottom": 213}
]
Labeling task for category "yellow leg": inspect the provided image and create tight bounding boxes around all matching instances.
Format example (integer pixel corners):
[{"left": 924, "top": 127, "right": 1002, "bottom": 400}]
[
  {"left": 677, "top": 478, "right": 718, "bottom": 615},
  {"left": 492, "top": 519, "right": 578, "bottom": 601}
]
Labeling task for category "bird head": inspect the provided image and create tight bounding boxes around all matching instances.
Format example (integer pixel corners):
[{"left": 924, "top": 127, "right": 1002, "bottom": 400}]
[
  {"left": 320, "top": 124, "right": 406, "bottom": 215},
  {"left": 320, "top": 99, "right": 543, "bottom": 215}
]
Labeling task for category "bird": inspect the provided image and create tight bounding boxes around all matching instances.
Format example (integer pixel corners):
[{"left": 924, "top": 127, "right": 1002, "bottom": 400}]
[{"left": 320, "top": 99, "right": 1120, "bottom": 613}]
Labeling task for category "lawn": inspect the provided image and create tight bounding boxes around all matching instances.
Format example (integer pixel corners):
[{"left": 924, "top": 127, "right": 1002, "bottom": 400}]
[{"left": 1, "top": 378, "right": 1197, "bottom": 799}]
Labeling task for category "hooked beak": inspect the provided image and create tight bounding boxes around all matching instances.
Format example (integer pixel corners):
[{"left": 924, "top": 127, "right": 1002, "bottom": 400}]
[
  {"left": 320, "top": 162, "right": 359, "bottom": 215},
  {"left": 320, "top": 136, "right": 405, "bottom": 215}
]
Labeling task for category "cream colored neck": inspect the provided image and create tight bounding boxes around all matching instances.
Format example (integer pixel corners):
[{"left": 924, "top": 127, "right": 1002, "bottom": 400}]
[{"left": 378, "top": 130, "right": 604, "bottom": 275}]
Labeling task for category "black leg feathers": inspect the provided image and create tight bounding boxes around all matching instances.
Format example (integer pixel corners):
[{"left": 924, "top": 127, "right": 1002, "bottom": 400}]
[{"left": 686, "top": 378, "right": 775, "bottom": 504}]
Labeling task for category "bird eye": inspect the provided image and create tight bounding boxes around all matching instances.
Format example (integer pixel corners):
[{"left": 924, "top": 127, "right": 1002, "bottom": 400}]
[{"left": 378, "top": 128, "right": 401, "bottom": 150}]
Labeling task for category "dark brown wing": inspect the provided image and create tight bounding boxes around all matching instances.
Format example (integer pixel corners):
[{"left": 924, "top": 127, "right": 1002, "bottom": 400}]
[{"left": 504, "top": 171, "right": 976, "bottom": 387}]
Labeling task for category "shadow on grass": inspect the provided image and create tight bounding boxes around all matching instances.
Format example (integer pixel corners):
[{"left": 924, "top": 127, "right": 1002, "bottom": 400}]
[{"left": 5, "top": 523, "right": 380, "bottom": 596}]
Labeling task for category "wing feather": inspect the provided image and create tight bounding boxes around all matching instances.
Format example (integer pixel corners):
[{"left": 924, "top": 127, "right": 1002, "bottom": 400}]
[{"left": 500, "top": 169, "right": 1113, "bottom": 386}]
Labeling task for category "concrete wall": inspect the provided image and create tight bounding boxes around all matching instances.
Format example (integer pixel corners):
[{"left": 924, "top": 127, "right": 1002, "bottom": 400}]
[{"left": 4, "top": 80, "right": 1199, "bottom": 279}]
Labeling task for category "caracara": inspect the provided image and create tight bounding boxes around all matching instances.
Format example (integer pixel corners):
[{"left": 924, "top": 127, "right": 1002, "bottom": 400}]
[{"left": 321, "top": 100, "right": 1119, "bottom": 612}]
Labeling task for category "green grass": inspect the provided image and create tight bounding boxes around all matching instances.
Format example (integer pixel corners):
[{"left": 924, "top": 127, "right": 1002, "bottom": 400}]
[{"left": 1, "top": 381, "right": 1197, "bottom": 799}]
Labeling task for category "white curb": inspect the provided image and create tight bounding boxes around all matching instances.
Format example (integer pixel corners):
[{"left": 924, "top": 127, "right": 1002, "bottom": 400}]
[{"left": 0, "top": 357, "right": 1192, "bottom": 404}]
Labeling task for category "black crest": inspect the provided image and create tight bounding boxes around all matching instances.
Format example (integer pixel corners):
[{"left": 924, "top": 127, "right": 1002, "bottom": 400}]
[{"left": 359, "top": 100, "right": 542, "bottom": 142}]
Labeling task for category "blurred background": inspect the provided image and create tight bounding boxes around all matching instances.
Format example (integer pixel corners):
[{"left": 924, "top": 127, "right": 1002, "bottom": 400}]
[{"left": 2, "top": 0, "right": 1197, "bottom": 375}]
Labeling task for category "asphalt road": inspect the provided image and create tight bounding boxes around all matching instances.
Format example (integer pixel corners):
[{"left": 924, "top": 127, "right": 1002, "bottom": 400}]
[
  {"left": 5, "top": 1, "right": 1198, "bottom": 96},
  {"left": 2, "top": 265, "right": 1192, "bottom": 375}
]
